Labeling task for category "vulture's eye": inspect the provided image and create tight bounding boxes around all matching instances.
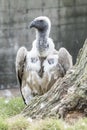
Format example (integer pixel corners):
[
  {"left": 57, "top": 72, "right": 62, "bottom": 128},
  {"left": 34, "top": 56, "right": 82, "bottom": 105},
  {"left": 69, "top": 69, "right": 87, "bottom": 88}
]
[{"left": 39, "top": 20, "right": 43, "bottom": 23}]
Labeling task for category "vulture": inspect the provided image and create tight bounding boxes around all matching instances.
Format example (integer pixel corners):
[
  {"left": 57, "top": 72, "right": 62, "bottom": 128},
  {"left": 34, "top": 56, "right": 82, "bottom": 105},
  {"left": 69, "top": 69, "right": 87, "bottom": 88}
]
[{"left": 16, "top": 16, "right": 73, "bottom": 105}]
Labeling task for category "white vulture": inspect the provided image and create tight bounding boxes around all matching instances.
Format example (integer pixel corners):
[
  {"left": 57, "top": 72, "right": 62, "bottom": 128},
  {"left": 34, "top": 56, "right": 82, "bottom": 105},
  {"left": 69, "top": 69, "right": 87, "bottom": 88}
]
[{"left": 16, "top": 16, "right": 73, "bottom": 105}]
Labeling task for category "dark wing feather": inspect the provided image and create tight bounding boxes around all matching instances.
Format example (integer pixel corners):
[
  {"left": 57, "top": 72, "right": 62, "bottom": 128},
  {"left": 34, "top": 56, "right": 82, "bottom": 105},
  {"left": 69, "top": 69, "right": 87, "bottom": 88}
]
[{"left": 16, "top": 47, "right": 27, "bottom": 104}]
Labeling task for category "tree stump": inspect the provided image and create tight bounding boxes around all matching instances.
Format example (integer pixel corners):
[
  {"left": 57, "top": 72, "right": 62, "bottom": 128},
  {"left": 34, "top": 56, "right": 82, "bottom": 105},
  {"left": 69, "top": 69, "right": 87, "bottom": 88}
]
[{"left": 22, "top": 39, "right": 87, "bottom": 119}]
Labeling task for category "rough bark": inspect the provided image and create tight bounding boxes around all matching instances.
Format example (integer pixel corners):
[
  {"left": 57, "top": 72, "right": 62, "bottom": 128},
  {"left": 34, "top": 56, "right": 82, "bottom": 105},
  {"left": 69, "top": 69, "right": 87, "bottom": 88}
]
[{"left": 22, "top": 39, "right": 87, "bottom": 119}]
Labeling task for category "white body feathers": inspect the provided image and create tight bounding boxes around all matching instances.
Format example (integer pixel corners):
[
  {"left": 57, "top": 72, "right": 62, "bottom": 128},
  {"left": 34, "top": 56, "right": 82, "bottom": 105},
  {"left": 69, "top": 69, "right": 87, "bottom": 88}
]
[{"left": 16, "top": 16, "right": 73, "bottom": 105}]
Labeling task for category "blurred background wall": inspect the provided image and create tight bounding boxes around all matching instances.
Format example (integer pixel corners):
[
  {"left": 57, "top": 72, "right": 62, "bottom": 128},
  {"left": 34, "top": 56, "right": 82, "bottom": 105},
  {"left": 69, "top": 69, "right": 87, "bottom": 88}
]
[{"left": 0, "top": 0, "right": 87, "bottom": 88}]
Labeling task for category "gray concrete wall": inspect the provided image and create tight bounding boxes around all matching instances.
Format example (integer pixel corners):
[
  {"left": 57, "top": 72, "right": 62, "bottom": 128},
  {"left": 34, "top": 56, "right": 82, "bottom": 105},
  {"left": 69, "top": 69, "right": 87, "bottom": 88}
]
[{"left": 0, "top": 0, "right": 87, "bottom": 88}]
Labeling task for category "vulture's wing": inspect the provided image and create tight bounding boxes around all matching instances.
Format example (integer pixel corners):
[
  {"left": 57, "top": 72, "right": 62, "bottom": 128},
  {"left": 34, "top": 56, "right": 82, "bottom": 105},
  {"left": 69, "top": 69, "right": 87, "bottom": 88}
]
[
  {"left": 16, "top": 47, "right": 42, "bottom": 105},
  {"left": 16, "top": 46, "right": 27, "bottom": 103},
  {"left": 58, "top": 47, "right": 73, "bottom": 74}
]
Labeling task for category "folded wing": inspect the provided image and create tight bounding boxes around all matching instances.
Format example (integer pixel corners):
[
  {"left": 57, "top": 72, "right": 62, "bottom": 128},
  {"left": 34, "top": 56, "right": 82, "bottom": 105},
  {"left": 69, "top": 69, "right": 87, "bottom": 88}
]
[{"left": 16, "top": 47, "right": 27, "bottom": 104}]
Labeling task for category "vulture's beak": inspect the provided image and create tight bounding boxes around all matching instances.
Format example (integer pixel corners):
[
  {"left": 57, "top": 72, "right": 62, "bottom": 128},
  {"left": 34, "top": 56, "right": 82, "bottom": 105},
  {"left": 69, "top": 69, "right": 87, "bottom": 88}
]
[{"left": 30, "top": 21, "right": 36, "bottom": 28}]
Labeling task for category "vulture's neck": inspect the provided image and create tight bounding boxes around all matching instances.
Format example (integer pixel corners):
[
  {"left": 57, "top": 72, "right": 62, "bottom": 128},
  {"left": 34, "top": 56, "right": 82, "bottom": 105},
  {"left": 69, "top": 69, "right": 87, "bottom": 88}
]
[{"left": 35, "top": 30, "right": 54, "bottom": 57}]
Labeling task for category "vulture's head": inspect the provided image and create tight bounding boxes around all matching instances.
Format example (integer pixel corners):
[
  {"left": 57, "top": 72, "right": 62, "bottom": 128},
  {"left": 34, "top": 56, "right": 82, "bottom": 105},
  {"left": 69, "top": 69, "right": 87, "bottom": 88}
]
[{"left": 30, "top": 16, "right": 51, "bottom": 36}]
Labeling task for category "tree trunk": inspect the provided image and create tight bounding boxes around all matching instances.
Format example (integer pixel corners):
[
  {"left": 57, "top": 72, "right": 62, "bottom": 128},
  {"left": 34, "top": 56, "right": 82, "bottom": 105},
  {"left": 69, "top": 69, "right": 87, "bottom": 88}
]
[{"left": 22, "top": 39, "right": 87, "bottom": 119}]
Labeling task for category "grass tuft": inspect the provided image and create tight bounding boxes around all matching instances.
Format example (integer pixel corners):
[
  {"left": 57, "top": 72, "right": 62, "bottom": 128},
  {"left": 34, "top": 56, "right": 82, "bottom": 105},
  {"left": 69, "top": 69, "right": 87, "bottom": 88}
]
[
  {"left": 0, "top": 97, "right": 87, "bottom": 130},
  {"left": 27, "top": 118, "right": 67, "bottom": 130},
  {"left": 27, "top": 118, "right": 87, "bottom": 130},
  {"left": 7, "top": 115, "right": 29, "bottom": 130},
  {"left": 0, "top": 97, "right": 25, "bottom": 118},
  {"left": 0, "top": 117, "right": 8, "bottom": 130},
  {"left": 74, "top": 118, "right": 87, "bottom": 130}
]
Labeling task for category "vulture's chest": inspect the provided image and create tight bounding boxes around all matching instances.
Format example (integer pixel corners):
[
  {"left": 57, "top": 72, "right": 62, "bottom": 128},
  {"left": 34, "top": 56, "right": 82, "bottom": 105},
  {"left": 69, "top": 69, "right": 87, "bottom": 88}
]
[
  {"left": 24, "top": 54, "right": 60, "bottom": 95},
  {"left": 26, "top": 54, "right": 58, "bottom": 75},
  {"left": 26, "top": 55, "right": 41, "bottom": 72},
  {"left": 43, "top": 54, "right": 58, "bottom": 72}
]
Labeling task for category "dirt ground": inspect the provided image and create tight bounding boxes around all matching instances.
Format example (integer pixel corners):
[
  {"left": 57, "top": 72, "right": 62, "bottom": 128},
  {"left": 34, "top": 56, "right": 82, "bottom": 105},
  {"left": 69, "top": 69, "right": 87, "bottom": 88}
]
[{"left": 0, "top": 88, "right": 21, "bottom": 98}]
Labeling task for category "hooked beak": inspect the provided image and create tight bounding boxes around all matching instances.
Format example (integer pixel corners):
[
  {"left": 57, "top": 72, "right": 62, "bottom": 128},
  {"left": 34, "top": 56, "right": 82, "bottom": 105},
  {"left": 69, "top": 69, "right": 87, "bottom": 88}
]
[{"left": 29, "top": 20, "right": 36, "bottom": 28}]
